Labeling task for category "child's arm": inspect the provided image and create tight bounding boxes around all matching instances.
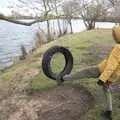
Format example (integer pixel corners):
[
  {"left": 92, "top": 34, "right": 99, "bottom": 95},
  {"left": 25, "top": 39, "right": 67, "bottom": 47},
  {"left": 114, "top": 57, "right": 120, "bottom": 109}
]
[{"left": 99, "top": 45, "right": 120, "bottom": 83}]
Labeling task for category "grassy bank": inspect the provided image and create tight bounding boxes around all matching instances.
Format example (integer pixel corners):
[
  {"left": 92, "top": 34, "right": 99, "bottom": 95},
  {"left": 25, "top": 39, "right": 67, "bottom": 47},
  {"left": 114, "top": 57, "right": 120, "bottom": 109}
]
[{"left": 1, "top": 29, "right": 120, "bottom": 119}]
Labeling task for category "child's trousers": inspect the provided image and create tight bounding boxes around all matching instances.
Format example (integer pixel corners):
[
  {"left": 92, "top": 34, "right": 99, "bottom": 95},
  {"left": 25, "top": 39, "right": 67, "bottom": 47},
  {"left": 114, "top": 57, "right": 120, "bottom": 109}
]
[{"left": 103, "top": 86, "right": 112, "bottom": 111}]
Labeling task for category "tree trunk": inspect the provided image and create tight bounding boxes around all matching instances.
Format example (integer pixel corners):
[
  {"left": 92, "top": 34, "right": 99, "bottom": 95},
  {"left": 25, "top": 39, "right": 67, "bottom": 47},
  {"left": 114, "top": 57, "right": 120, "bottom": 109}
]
[
  {"left": 62, "top": 20, "right": 68, "bottom": 35},
  {"left": 46, "top": 20, "right": 52, "bottom": 41},
  {"left": 43, "top": 0, "right": 52, "bottom": 40},
  {"left": 57, "top": 18, "right": 62, "bottom": 36},
  {"left": 69, "top": 20, "right": 73, "bottom": 34},
  {"left": 83, "top": 20, "right": 95, "bottom": 30},
  {"left": 54, "top": 0, "right": 62, "bottom": 36}
]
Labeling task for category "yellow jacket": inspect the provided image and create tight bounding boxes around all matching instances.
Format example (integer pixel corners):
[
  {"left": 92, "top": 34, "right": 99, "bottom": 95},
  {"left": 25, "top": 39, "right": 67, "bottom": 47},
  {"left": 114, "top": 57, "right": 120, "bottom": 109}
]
[
  {"left": 113, "top": 27, "right": 120, "bottom": 43},
  {"left": 99, "top": 44, "right": 120, "bottom": 83}
]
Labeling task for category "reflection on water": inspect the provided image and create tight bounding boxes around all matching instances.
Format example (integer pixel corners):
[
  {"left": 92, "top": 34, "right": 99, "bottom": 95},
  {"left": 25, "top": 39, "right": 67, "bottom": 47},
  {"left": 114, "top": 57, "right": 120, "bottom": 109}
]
[
  {"left": 0, "top": 20, "right": 34, "bottom": 68},
  {"left": 0, "top": 19, "right": 115, "bottom": 69}
]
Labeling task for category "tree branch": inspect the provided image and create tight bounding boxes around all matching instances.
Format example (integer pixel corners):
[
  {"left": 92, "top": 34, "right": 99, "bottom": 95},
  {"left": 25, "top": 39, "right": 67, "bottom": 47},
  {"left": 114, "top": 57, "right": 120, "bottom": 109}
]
[
  {"left": 0, "top": 14, "right": 78, "bottom": 26},
  {"left": 0, "top": 14, "right": 42, "bottom": 26},
  {"left": 1, "top": 13, "right": 120, "bottom": 26},
  {"left": 0, "top": 14, "right": 59, "bottom": 26}
]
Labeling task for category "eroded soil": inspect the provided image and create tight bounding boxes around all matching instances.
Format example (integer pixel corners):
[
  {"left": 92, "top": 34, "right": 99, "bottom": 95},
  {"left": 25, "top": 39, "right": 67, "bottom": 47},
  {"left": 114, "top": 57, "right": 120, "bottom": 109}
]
[{"left": 0, "top": 84, "right": 94, "bottom": 120}]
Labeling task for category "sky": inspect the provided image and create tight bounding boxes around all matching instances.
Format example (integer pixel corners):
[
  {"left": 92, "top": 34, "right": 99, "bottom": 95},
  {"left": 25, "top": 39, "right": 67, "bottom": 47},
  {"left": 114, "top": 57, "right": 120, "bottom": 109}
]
[
  {"left": 0, "top": 0, "right": 8, "bottom": 8},
  {"left": 0, "top": 0, "right": 18, "bottom": 15},
  {"left": 0, "top": 0, "right": 43, "bottom": 16},
  {"left": 0, "top": 0, "right": 67, "bottom": 16}
]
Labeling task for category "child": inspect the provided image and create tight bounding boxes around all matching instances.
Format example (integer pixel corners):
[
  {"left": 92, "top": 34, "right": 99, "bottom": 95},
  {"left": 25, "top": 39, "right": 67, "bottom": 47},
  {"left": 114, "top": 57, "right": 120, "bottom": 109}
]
[{"left": 63, "top": 27, "right": 120, "bottom": 120}]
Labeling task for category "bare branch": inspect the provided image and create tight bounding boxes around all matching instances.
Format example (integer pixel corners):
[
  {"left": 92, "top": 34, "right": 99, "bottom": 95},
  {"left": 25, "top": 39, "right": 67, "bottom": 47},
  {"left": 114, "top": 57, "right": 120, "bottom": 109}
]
[
  {"left": 0, "top": 14, "right": 48, "bottom": 26},
  {"left": 0, "top": 13, "right": 75, "bottom": 26}
]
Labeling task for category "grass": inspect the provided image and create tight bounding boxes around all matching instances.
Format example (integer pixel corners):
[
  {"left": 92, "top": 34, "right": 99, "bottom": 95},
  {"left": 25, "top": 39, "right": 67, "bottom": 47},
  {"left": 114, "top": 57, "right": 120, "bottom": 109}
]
[
  {"left": 1, "top": 28, "right": 120, "bottom": 119},
  {"left": 32, "top": 29, "right": 115, "bottom": 92}
]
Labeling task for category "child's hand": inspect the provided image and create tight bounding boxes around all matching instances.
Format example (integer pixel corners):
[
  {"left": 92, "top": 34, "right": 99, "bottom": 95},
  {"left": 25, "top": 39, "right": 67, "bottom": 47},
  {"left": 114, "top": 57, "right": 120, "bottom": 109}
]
[{"left": 97, "top": 80, "right": 111, "bottom": 88}]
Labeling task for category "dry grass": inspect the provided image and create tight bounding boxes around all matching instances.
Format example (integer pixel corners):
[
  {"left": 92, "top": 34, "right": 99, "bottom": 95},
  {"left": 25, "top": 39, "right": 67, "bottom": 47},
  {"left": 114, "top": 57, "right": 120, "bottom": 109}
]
[{"left": 33, "top": 30, "right": 53, "bottom": 49}]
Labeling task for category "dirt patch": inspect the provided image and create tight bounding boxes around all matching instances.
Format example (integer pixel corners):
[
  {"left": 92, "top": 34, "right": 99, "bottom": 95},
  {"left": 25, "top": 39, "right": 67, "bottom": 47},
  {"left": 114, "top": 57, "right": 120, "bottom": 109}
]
[
  {"left": 80, "top": 44, "right": 113, "bottom": 66},
  {"left": 76, "top": 46, "right": 87, "bottom": 50},
  {"left": 23, "top": 69, "right": 40, "bottom": 79},
  {"left": 88, "top": 44, "right": 113, "bottom": 56},
  {"left": 0, "top": 84, "right": 94, "bottom": 120}
]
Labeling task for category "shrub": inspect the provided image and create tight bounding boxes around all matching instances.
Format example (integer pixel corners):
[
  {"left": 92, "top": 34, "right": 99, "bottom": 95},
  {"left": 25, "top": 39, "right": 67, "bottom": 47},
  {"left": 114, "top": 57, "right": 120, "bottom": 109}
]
[
  {"left": 33, "top": 30, "right": 54, "bottom": 49},
  {"left": 20, "top": 44, "right": 27, "bottom": 60}
]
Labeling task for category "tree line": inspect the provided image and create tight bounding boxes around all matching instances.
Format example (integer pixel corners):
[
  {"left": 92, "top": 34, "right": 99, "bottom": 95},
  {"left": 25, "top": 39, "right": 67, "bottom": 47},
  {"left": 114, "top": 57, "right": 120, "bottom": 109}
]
[{"left": 0, "top": 0, "right": 120, "bottom": 39}]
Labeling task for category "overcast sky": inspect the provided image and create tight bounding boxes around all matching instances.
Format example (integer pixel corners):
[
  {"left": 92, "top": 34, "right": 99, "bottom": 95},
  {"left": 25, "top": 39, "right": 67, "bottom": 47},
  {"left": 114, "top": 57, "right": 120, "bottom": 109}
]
[
  {"left": 0, "top": 0, "right": 66, "bottom": 16},
  {"left": 0, "top": 0, "right": 42, "bottom": 16},
  {"left": 0, "top": 0, "right": 18, "bottom": 15},
  {"left": 0, "top": 0, "right": 8, "bottom": 8}
]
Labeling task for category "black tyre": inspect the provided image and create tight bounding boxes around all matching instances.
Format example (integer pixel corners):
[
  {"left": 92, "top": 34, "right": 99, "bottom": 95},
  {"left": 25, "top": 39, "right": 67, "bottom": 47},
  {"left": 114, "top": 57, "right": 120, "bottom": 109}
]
[{"left": 42, "top": 46, "right": 73, "bottom": 80}]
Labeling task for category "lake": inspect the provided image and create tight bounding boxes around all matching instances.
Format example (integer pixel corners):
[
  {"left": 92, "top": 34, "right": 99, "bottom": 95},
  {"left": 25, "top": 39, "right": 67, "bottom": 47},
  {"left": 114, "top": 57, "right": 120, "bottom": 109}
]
[{"left": 0, "top": 19, "right": 115, "bottom": 69}]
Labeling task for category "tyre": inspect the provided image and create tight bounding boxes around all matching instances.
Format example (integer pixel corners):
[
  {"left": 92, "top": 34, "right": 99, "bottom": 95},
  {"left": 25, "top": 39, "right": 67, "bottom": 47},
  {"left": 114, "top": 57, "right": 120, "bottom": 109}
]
[{"left": 42, "top": 46, "right": 73, "bottom": 80}]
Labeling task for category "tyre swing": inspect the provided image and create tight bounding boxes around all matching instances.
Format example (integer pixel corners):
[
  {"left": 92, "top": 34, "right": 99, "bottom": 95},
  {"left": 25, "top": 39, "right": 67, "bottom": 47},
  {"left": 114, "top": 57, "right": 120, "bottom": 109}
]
[{"left": 42, "top": 46, "right": 73, "bottom": 85}]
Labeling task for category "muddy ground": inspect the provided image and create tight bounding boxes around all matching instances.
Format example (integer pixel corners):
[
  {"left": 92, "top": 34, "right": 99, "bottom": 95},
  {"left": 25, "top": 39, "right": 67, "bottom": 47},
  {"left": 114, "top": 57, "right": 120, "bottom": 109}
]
[{"left": 0, "top": 84, "right": 94, "bottom": 120}]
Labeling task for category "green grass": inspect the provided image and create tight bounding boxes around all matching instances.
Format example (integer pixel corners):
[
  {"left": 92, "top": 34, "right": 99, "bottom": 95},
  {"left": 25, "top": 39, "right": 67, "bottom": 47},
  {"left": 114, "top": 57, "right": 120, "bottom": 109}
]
[
  {"left": 31, "top": 29, "right": 115, "bottom": 91},
  {"left": 1, "top": 28, "right": 120, "bottom": 119}
]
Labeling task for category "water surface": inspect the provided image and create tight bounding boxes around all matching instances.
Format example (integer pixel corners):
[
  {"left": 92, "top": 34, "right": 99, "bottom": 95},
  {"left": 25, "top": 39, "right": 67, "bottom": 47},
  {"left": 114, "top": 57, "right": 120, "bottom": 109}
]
[{"left": 0, "top": 19, "right": 115, "bottom": 68}]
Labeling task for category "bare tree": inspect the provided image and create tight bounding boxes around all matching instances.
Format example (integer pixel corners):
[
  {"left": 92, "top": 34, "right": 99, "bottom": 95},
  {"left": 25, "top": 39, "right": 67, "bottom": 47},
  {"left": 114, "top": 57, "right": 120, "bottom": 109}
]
[
  {"left": 107, "top": 0, "right": 118, "bottom": 6},
  {"left": 62, "top": 20, "right": 69, "bottom": 35},
  {"left": 75, "top": 0, "right": 106, "bottom": 30},
  {"left": 49, "top": 0, "right": 62, "bottom": 36},
  {"left": 42, "top": 0, "right": 52, "bottom": 41},
  {"left": 62, "top": 1, "right": 78, "bottom": 34},
  {"left": 93, "top": 0, "right": 120, "bottom": 24},
  {"left": 108, "top": 0, "right": 120, "bottom": 17}
]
